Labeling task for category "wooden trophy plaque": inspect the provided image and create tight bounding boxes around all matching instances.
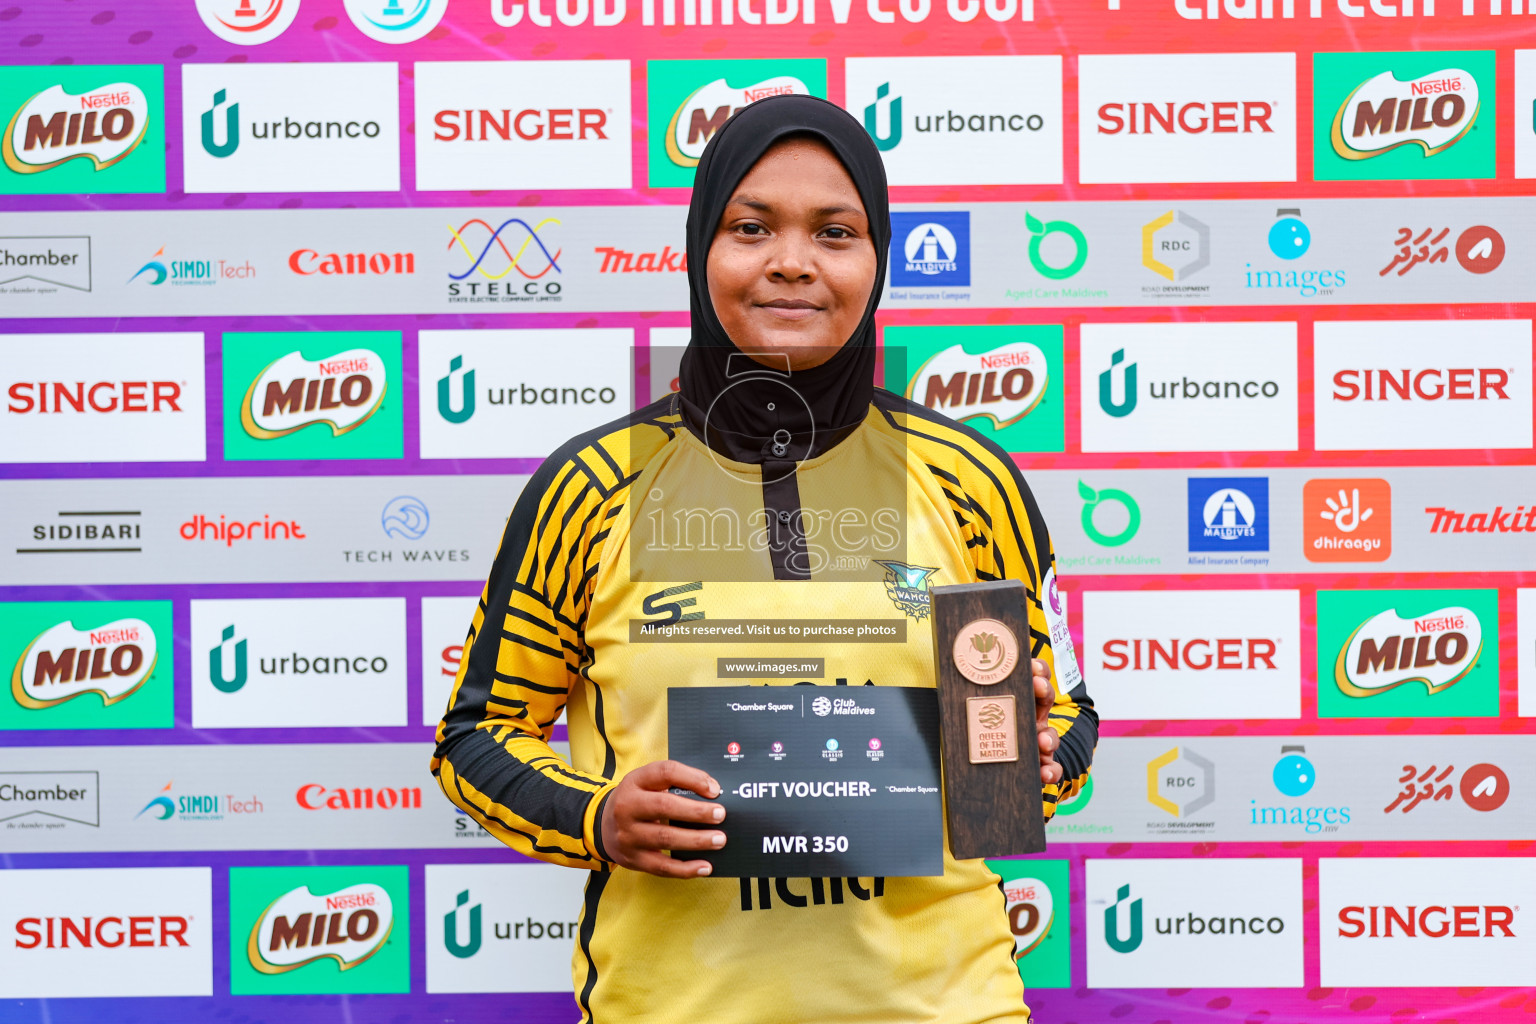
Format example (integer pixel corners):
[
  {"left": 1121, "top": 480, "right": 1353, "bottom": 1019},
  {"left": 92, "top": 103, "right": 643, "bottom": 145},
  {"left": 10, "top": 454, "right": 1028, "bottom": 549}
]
[{"left": 931, "top": 579, "right": 1047, "bottom": 860}]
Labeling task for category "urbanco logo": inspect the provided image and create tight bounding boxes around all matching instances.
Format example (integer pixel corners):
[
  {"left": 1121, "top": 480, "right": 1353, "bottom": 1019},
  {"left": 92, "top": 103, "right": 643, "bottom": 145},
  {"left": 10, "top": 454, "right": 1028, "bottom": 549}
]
[
  {"left": 1077, "top": 52, "right": 1296, "bottom": 184},
  {"left": 342, "top": 0, "right": 448, "bottom": 42},
  {"left": 1080, "top": 322, "right": 1297, "bottom": 454},
  {"left": 2, "top": 601, "right": 173, "bottom": 731},
  {"left": 1087, "top": 858, "right": 1303, "bottom": 988},
  {"left": 885, "top": 324, "right": 1062, "bottom": 452},
  {"left": 1314, "top": 52, "right": 1494, "bottom": 181},
  {"left": 231, "top": 865, "right": 409, "bottom": 995},
  {"left": 1312, "top": 319, "right": 1532, "bottom": 452},
  {"left": 1304, "top": 478, "right": 1391, "bottom": 563},
  {"left": 415, "top": 61, "right": 632, "bottom": 191},
  {"left": 0, "top": 867, "right": 213, "bottom": 998},
  {"left": 646, "top": 59, "right": 827, "bottom": 186},
  {"left": 180, "top": 63, "right": 400, "bottom": 193},
  {"left": 1085, "top": 589, "right": 1300, "bottom": 720},
  {"left": 1186, "top": 477, "right": 1269, "bottom": 553},
  {"left": 191, "top": 598, "right": 407, "bottom": 729},
  {"left": 844, "top": 56, "right": 1062, "bottom": 186},
  {"left": 0, "top": 67, "right": 165, "bottom": 195},
  {"left": 194, "top": 0, "right": 302, "bottom": 45},
  {"left": 1317, "top": 588, "right": 1498, "bottom": 719},
  {"left": 425, "top": 864, "right": 590, "bottom": 993}
]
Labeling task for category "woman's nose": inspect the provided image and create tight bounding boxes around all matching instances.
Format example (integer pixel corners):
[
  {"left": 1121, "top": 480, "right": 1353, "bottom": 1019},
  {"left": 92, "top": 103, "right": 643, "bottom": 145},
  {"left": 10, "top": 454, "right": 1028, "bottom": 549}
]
[{"left": 766, "top": 233, "right": 817, "bottom": 281}]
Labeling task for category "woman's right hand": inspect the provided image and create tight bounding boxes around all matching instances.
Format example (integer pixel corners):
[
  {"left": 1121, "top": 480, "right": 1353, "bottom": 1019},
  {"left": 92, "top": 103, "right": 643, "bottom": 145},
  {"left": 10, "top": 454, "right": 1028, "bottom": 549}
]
[{"left": 599, "top": 760, "right": 727, "bottom": 878}]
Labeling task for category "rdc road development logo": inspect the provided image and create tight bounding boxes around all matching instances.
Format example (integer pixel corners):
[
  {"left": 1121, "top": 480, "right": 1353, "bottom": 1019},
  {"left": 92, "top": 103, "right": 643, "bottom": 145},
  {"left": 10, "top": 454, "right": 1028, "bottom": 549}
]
[
  {"left": 1146, "top": 746, "right": 1215, "bottom": 828},
  {"left": 231, "top": 866, "right": 409, "bottom": 995},
  {"left": 887, "top": 324, "right": 1063, "bottom": 452},
  {"left": 1314, "top": 52, "right": 1494, "bottom": 181},
  {"left": 343, "top": 0, "right": 448, "bottom": 43},
  {"left": 194, "top": 0, "right": 302, "bottom": 45},
  {"left": 0, "top": 66, "right": 165, "bottom": 195},
  {"left": 889, "top": 211, "right": 970, "bottom": 290},
  {"left": 1186, "top": 477, "right": 1269, "bottom": 555},
  {"left": 2, "top": 601, "right": 173, "bottom": 731},
  {"left": 646, "top": 59, "right": 827, "bottom": 187},
  {"left": 1140, "top": 209, "right": 1209, "bottom": 300},
  {"left": 1317, "top": 589, "right": 1497, "bottom": 719}
]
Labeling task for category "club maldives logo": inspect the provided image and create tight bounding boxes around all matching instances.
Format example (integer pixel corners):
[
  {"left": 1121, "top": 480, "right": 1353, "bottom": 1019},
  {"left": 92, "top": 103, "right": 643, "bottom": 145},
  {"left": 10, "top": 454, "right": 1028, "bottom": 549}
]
[
  {"left": 240, "top": 348, "right": 387, "bottom": 440},
  {"left": 342, "top": 0, "right": 447, "bottom": 43},
  {"left": 907, "top": 340, "right": 1046, "bottom": 430},
  {"left": 1331, "top": 68, "right": 1478, "bottom": 161},
  {"left": 195, "top": 0, "right": 302, "bottom": 45},
  {"left": 11, "top": 617, "right": 157, "bottom": 709},
  {"left": 447, "top": 217, "right": 563, "bottom": 303},
  {"left": 3, "top": 81, "right": 150, "bottom": 175},
  {"left": 1335, "top": 605, "right": 1482, "bottom": 698},
  {"left": 666, "top": 76, "right": 810, "bottom": 168},
  {"left": 248, "top": 882, "right": 393, "bottom": 974}
]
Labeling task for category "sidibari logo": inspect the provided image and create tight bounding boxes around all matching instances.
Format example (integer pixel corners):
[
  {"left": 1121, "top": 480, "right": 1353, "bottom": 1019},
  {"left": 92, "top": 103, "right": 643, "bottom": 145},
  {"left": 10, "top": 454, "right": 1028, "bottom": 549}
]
[
  {"left": 1331, "top": 69, "right": 1478, "bottom": 161},
  {"left": 863, "top": 83, "right": 901, "bottom": 151},
  {"left": 666, "top": 77, "right": 810, "bottom": 168},
  {"left": 247, "top": 883, "right": 392, "bottom": 974},
  {"left": 240, "top": 348, "right": 387, "bottom": 440},
  {"left": 1026, "top": 213, "right": 1086, "bottom": 281},
  {"left": 194, "top": 0, "right": 302, "bottom": 46},
  {"left": 12, "top": 618, "right": 157, "bottom": 709},
  {"left": 907, "top": 341, "right": 1046, "bottom": 429},
  {"left": 1335, "top": 606, "right": 1481, "bottom": 698},
  {"left": 443, "top": 889, "right": 481, "bottom": 959},
  {"left": 1104, "top": 884, "right": 1142, "bottom": 953},
  {"left": 437, "top": 355, "right": 475, "bottom": 423},
  {"left": 1078, "top": 481, "right": 1140, "bottom": 547},
  {"left": 3, "top": 82, "right": 150, "bottom": 175}
]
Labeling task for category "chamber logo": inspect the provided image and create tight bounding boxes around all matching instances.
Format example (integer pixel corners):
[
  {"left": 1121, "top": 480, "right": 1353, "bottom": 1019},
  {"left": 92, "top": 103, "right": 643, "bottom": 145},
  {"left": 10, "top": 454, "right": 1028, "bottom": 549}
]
[
  {"left": 3, "top": 82, "right": 150, "bottom": 175},
  {"left": 1026, "top": 213, "right": 1087, "bottom": 281},
  {"left": 1336, "top": 606, "right": 1481, "bottom": 698},
  {"left": 342, "top": 0, "right": 447, "bottom": 43},
  {"left": 0, "top": 235, "right": 91, "bottom": 291},
  {"left": 195, "top": 0, "right": 302, "bottom": 44},
  {"left": 1187, "top": 477, "right": 1269, "bottom": 552},
  {"left": 908, "top": 341, "right": 1046, "bottom": 430},
  {"left": 248, "top": 883, "right": 393, "bottom": 973},
  {"left": 873, "top": 560, "right": 937, "bottom": 620},
  {"left": 1104, "top": 884, "right": 1143, "bottom": 953},
  {"left": 240, "top": 348, "right": 387, "bottom": 440},
  {"left": 665, "top": 76, "right": 810, "bottom": 168},
  {"left": 0, "top": 770, "right": 99, "bottom": 826},
  {"left": 863, "top": 82, "right": 901, "bottom": 151},
  {"left": 12, "top": 618, "right": 157, "bottom": 709},
  {"left": 1078, "top": 481, "right": 1140, "bottom": 547},
  {"left": 1331, "top": 69, "right": 1478, "bottom": 161},
  {"left": 443, "top": 890, "right": 482, "bottom": 959},
  {"left": 436, "top": 355, "right": 475, "bottom": 423}
]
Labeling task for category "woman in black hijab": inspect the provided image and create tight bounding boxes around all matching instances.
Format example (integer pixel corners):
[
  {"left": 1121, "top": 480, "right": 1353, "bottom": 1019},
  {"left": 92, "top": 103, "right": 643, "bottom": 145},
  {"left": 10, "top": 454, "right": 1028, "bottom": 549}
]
[{"left": 433, "top": 94, "right": 1097, "bottom": 1023}]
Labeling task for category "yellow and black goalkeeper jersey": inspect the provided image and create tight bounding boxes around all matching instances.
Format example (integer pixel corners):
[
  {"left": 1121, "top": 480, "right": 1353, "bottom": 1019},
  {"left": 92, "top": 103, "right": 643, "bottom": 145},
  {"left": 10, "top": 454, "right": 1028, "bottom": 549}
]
[{"left": 431, "top": 388, "right": 1097, "bottom": 1024}]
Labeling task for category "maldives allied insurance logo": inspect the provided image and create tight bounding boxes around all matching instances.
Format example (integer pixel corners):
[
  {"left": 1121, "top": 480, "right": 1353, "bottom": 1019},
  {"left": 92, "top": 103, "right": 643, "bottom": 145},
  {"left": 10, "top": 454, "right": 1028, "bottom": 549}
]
[
  {"left": 0, "top": 65, "right": 165, "bottom": 195},
  {"left": 889, "top": 211, "right": 970, "bottom": 289},
  {"left": 194, "top": 0, "right": 302, "bottom": 45}
]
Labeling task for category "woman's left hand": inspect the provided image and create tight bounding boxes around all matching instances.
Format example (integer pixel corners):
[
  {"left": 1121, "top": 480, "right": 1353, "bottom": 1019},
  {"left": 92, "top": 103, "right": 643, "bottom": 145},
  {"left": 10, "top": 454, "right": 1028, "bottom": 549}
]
[{"left": 1033, "top": 659, "right": 1063, "bottom": 787}]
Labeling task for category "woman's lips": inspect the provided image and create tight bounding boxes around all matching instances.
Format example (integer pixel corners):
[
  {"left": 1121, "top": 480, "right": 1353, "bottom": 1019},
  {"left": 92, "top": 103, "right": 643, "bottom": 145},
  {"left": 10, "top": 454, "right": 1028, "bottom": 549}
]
[{"left": 758, "top": 299, "right": 822, "bottom": 321}]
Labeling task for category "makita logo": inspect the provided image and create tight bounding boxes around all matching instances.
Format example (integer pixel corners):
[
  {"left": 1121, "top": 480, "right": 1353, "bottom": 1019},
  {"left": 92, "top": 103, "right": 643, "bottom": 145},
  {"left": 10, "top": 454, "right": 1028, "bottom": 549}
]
[
  {"left": 594, "top": 246, "right": 687, "bottom": 273},
  {"left": 1097, "top": 101, "right": 1273, "bottom": 135},
  {"left": 432, "top": 109, "right": 608, "bottom": 141},
  {"left": 288, "top": 249, "right": 415, "bottom": 276},
  {"left": 910, "top": 342, "right": 1046, "bottom": 430},
  {"left": 1331, "top": 368, "right": 1509, "bottom": 401},
  {"left": 14, "top": 916, "right": 190, "bottom": 949},
  {"left": 1335, "top": 606, "right": 1481, "bottom": 698},
  {"left": 296, "top": 785, "right": 422, "bottom": 811},
  {"left": 247, "top": 883, "right": 392, "bottom": 973},
  {"left": 240, "top": 348, "right": 386, "bottom": 440},
  {"left": 12, "top": 618, "right": 157, "bottom": 710},
  {"left": 3, "top": 82, "right": 150, "bottom": 173},
  {"left": 1338, "top": 905, "right": 1514, "bottom": 938},
  {"left": 1101, "top": 638, "right": 1278, "bottom": 671},
  {"left": 6, "top": 381, "right": 182, "bottom": 414},
  {"left": 1331, "top": 69, "right": 1478, "bottom": 160},
  {"left": 1425, "top": 506, "right": 1536, "bottom": 534}
]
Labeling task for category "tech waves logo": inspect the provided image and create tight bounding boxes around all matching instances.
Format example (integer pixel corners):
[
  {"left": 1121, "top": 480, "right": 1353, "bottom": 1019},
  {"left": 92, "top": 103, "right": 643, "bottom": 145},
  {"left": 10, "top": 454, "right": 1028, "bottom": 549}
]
[
  {"left": 1335, "top": 606, "right": 1482, "bottom": 697},
  {"left": 194, "top": 0, "right": 301, "bottom": 45},
  {"left": 666, "top": 77, "right": 810, "bottom": 168},
  {"left": 908, "top": 341, "right": 1046, "bottom": 429},
  {"left": 1331, "top": 69, "right": 1478, "bottom": 161},
  {"left": 446, "top": 218, "right": 563, "bottom": 303},
  {"left": 11, "top": 619, "right": 157, "bottom": 709},
  {"left": 247, "top": 883, "right": 393, "bottom": 974},
  {"left": 240, "top": 348, "right": 387, "bottom": 440},
  {"left": 3, "top": 82, "right": 150, "bottom": 175}
]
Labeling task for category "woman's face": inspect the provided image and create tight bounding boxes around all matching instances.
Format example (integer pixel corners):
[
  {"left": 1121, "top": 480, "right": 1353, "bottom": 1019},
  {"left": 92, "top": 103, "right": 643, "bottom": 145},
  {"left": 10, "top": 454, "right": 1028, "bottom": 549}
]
[{"left": 706, "top": 136, "right": 877, "bottom": 371}]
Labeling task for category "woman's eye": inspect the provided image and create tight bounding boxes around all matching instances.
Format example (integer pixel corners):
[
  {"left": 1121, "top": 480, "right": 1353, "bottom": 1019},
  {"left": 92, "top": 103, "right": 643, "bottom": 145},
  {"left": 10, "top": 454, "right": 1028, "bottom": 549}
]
[
  {"left": 737, "top": 223, "right": 766, "bottom": 236},
  {"left": 822, "top": 226, "right": 853, "bottom": 239}
]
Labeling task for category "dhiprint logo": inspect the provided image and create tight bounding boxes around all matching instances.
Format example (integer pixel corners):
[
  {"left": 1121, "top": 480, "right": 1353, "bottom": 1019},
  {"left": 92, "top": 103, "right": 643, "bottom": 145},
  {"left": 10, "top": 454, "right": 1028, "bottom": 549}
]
[
  {"left": 446, "top": 217, "right": 564, "bottom": 304},
  {"left": 1268, "top": 209, "right": 1310, "bottom": 259},
  {"left": 1186, "top": 477, "right": 1269, "bottom": 553},
  {"left": 425, "top": 864, "right": 590, "bottom": 992},
  {"left": 381, "top": 497, "right": 429, "bottom": 541},
  {"left": 3, "top": 82, "right": 150, "bottom": 176},
  {"left": 1026, "top": 213, "right": 1087, "bottom": 281},
  {"left": 342, "top": 0, "right": 448, "bottom": 43},
  {"left": 436, "top": 355, "right": 474, "bottom": 424},
  {"left": 889, "top": 212, "right": 969, "bottom": 290},
  {"left": 1304, "top": 478, "right": 1391, "bottom": 562},
  {"left": 194, "top": 0, "right": 302, "bottom": 45},
  {"left": 1078, "top": 481, "right": 1140, "bottom": 548},
  {"left": 0, "top": 235, "right": 91, "bottom": 293}
]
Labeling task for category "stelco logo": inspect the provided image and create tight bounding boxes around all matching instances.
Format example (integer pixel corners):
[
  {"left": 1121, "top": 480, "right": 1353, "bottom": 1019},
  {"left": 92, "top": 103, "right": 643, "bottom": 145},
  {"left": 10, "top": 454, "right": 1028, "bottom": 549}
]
[
  {"left": 240, "top": 349, "right": 387, "bottom": 440},
  {"left": 666, "top": 77, "right": 809, "bottom": 168},
  {"left": 1331, "top": 69, "right": 1478, "bottom": 161},
  {"left": 907, "top": 341, "right": 1047, "bottom": 430},
  {"left": 2, "top": 82, "right": 150, "bottom": 175},
  {"left": 247, "top": 883, "right": 392, "bottom": 974},
  {"left": 1335, "top": 606, "right": 1482, "bottom": 698},
  {"left": 11, "top": 618, "right": 157, "bottom": 709},
  {"left": 432, "top": 108, "right": 609, "bottom": 143},
  {"left": 1096, "top": 100, "right": 1274, "bottom": 136}
]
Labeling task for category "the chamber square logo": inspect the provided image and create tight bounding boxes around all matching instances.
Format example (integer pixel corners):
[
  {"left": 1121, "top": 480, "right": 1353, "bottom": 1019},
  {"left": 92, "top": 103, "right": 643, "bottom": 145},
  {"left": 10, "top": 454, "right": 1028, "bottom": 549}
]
[
  {"left": 2, "top": 601, "right": 173, "bottom": 731},
  {"left": 1314, "top": 52, "right": 1494, "bottom": 181},
  {"left": 230, "top": 865, "right": 409, "bottom": 995},
  {"left": 646, "top": 59, "right": 827, "bottom": 187},
  {"left": 884, "top": 325, "right": 1062, "bottom": 452},
  {"left": 222, "top": 331, "right": 402, "bottom": 461},
  {"left": 1317, "top": 589, "right": 1497, "bottom": 719},
  {"left": 1, "top": 65, "right": 165, "bottom": 194}
]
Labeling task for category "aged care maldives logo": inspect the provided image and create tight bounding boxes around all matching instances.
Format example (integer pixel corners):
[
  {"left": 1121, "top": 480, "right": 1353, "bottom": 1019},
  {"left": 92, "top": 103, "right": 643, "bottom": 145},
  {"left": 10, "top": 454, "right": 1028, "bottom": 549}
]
[
  {"left": 11, "top": 618, "right": 157, "bottom": 709},
  {"left": 3, "top": 82, "right": 150, "bottom": 174},
  {"left": 247, "top": 882, "right": 393, "bottom": 974}
]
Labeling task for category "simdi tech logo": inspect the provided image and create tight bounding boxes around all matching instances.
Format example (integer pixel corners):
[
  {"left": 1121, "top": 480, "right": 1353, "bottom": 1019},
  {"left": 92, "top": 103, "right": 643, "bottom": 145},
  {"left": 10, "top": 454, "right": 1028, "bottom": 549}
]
[
  {"left": 0, "top": 65, "right": 165, "bottom": 195},
  {"left": 1317, "top": 588, "right": 1497, "bottom": 719},
  {"left": 1313, "top": 51, "right": 1494, "bottom": 181},
  {"left": 883, "top": 324, "right": 1063, "bottom": 453},
  {"left": 222, "top": 331, "right": 403, "bottom": 461},
  {"left": 1, "top": 601, "right": 173, "bottom": 731},
  {"left": 646, "top": 59, "right": 827, "bottom": 187},
  {"left": 230, "top": 865, "right": 409, "bottom": 995}
]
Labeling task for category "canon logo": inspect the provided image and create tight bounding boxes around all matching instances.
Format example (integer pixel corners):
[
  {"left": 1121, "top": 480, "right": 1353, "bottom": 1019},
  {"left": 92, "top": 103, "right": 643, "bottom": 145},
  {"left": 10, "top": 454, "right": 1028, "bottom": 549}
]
[
  {"left": 1097, "top": 101, "right": 1273, "bottom": 135},
  {"left": 1338, "top": 905, "right": 1513, "bottom": 939},
  {"left": 7, "top": 381, "right": 182, "bottom": 414},
  {"left": 432, "top": 109, "right": 608, "bottom": 142},
  {"left": 288, "top": 249, "right": 414, "bottom": 276},
  {"left": 1332, "top": 368, "right": 1509, "bottom": 402},
  {"left": 296, "top": 785, "right": 422, "bottom": 811},
  {"left": 14, "top": 916, "right": 189, "bottom": 949},
  {"left": 1101, "top": 638, "right": 1278, "bottom": 671}
]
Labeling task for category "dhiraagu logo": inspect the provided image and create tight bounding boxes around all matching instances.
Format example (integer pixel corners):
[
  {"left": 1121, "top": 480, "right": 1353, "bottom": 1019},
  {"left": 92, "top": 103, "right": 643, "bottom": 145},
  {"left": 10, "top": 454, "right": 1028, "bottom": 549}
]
[
  {"left": 222, "top": 331, "right": 403, "bottom": 461},
  {"left": 646, "top": 59, "right": 827, "bottom": 187},
  {"left": 987, "top": 859, "right": 1071, "bottom": 988}
]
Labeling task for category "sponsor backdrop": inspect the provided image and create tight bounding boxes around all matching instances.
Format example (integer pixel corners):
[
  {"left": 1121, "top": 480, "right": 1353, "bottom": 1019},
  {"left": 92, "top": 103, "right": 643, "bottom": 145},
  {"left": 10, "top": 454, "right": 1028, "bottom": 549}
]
[{"left": 2, "top": 2, "right": 1534, "bottom": 1022}]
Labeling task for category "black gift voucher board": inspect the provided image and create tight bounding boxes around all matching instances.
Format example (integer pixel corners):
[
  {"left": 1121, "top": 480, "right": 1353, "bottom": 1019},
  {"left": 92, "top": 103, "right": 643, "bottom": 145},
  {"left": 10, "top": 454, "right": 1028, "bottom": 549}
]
[{"left": 667, "top": 686, "right": 944, "bottom": 878}]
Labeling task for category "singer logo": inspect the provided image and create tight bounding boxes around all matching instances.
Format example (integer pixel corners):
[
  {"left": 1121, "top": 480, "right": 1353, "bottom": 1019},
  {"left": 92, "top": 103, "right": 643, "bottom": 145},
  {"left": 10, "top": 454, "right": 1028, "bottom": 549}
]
[
  {"left": 3, "top": 82, "right": 150, "bottom": 175},
  {"left": 1303, "top": 478, "right": 1392, "bottom": 562},
  {"left": 909, "top": 341, "right": 1046, "bottom": 430},
  {"left": 240, "top": 349, "right": 387, "bottom": 440},
  {"left": 11, "top": 618, "right": 157, "bottom": 710},
  {"left": 247, "top": 883, "right": 393, "bottom": 974},
  {"left": 1335, "top": 606, "right": 1481, "bottom": 698}
]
